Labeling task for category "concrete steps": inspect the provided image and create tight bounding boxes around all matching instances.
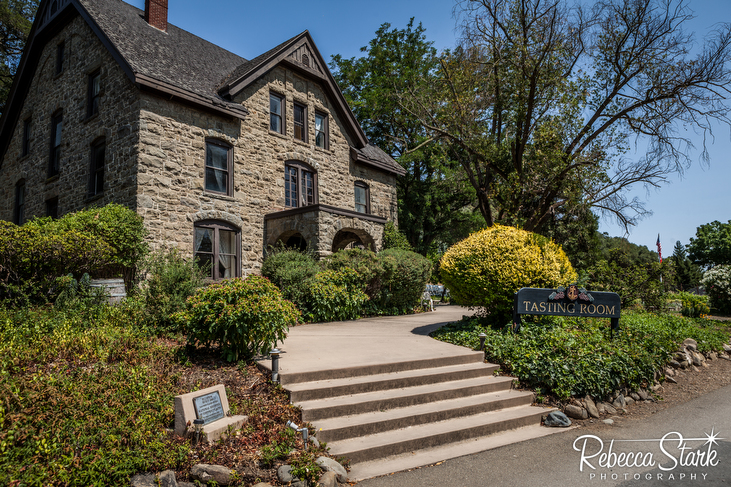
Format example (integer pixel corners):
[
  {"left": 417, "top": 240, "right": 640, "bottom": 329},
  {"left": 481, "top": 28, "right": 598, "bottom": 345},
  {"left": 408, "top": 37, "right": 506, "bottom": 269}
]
[{"left": 280, "top": 351, "right": 554, "bottom": 478}]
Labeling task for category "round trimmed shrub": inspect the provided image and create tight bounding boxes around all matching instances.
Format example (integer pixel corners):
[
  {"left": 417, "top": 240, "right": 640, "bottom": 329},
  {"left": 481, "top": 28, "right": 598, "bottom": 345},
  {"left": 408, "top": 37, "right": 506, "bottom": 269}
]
[
  {"left": 321, "top": 248, "right": 385, "bottom": 300},
  {"left": 440, "top": 225, "right": 577, "bottom": 320},
  {"left": 182, "top": 275, "right": 300, "bottom": 361}
]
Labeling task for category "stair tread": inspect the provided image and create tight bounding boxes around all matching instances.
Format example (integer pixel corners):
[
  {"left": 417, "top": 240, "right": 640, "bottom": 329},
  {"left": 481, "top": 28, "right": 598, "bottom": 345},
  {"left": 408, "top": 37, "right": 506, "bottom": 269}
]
[
  {"left": 346, "top": 422, "right": 565, "bottom": 481},
  {"left": 296, "top": 375, "right": 514, "bottom": 410},
  {"left": 326, "top": 405, "right": 545, "bottom": 455},
  {"left": 313, "top": 389, "right": 534, "bottom": 431},
  {"left": 285, "top": 361, "right": 497, "bottom": 393}
]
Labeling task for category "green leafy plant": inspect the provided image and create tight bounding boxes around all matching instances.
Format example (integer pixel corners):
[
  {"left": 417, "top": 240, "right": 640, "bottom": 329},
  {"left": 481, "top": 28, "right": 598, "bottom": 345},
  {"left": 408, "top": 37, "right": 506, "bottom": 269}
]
[
  {"left": 304, "top": 268, "right": 369, "bottom": 323},
  {"left": 139, "top": 247, "right": 208, "bottom": 334},
  {"left": 181, "top": 276, "right": 300, "bottom": 361},
  {"left": 289, "top": 450, "right": 321, "bottom": 485},
  {"left": 321, "top": 248, "right": 385, "bottom": 300},
  {"left": 381, "top": 221, "right": 413, "bottom": 252},
  {"left": 677, "top": 292, "right": 710, "bottom": 318},
  {"left": 261, "top": 246, "right": 319, "bottom": 313},
  {"left": 376, "top": 248, "right": 432, "bottom": 312},
  {"left": 432, "top": 311, "right": 728, "bottom": 400},
  {"left": 702, "top": 265, "right": 731, "bottom": 315}
]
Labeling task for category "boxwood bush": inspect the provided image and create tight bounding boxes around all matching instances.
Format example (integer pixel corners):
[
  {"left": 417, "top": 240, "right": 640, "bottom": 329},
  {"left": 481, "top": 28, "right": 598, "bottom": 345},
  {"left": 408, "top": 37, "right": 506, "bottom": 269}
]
[
  {"left": 376, "top": 248, "right": 432, "bottom": 312},
  {"left": 261, "top": 247, "right": 319, "bottom": 313},
  {"left": 304, "top": 267, "right": 369, "bottom": 322},
  {"left": 180, "top": 276, "right": 300, "bottom": 361},
  {"left": 440, "top": 225, "right": 576, "bottom": 321}
]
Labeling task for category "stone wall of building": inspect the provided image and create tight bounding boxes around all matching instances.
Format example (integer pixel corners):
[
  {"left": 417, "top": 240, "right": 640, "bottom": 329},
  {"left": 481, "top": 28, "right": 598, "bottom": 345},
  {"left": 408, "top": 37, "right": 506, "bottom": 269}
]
[
  {"left": 0, "top": 15, "right": 140, "bottom": 221},
  {"left": 235, "top": 65, "right": 399, "bottom": 222}
]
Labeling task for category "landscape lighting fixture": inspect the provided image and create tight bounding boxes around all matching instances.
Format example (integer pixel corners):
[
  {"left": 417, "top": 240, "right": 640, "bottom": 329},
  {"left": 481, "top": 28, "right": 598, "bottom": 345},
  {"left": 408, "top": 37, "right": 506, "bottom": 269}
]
[
  {"left": 286, "top": 420, "right": 309, "bottom": 449},
  {"left": 270, "top": 348, "right": 281, "bottom": 383},
  {"left": 479, "top": 333, "right": 487, "bottom": 351}
]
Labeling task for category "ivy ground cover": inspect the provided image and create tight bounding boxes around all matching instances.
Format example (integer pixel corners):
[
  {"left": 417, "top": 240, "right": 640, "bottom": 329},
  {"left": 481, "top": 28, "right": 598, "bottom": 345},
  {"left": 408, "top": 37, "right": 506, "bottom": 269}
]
[{"left": 431, "top": 312, "right": 730, "bottom": 400}]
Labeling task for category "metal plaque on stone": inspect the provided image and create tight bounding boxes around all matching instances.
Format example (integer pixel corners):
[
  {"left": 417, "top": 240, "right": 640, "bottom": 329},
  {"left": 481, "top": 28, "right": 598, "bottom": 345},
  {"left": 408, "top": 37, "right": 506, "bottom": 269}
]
[{"left": 193, "top": 391, "right": 225, "bottom": 425}]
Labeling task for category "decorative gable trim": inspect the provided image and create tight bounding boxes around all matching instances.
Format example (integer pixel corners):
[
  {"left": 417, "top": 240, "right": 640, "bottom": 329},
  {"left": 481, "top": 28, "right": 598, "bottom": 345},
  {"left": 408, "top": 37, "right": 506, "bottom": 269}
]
[{"left": 219, "top": 31, "right": 369, "bottom": 148}]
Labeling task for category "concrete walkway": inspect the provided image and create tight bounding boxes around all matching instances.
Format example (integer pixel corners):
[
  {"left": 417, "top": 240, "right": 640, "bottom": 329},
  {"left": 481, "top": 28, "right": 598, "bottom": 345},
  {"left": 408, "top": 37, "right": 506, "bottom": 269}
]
[{"left": 257, "top": 305, "right": 475, "bottom": 379}]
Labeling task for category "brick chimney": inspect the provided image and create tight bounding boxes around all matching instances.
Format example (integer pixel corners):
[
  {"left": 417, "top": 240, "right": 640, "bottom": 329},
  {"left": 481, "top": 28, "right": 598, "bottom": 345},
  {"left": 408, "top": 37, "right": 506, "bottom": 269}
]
[{"left": 145, "top": 0, "right": 168, "bottom": 32}]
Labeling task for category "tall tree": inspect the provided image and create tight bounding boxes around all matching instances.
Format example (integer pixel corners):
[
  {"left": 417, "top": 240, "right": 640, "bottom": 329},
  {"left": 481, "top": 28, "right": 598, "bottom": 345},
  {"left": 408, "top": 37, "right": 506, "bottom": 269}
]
[
  {"left": 688, "top": 220, "right": 731, "bottom": 269},
  {"left": 0, "top": 0, "right": 38, "bottom": 115},
  {"left": 392, "top": 0, "right": 731, "bottom": 234},
  {"left": 331, "top": 20, "right": 484, "bottom": 255},
  {"left": 670, "top": 240, "right": 701, "bottom": 290}
]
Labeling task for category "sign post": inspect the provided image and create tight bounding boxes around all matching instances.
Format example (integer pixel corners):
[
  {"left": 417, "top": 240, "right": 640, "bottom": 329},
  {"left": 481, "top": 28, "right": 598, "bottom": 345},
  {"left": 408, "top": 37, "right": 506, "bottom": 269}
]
[{"left": 513, "top": 286, "right": 621, "bottom": 336}]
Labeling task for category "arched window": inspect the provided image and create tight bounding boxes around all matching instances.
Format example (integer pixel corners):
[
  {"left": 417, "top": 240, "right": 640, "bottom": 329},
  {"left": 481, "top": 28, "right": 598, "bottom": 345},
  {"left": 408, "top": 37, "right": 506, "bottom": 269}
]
[
  {"left": 194, "top": 220, "right": 240, "bottom": 280},
  {"left": 285, "top": 161, "right": 317, "bottom": 208},
  {"left": 354, "top": 181, "right": 370, "bottom": 214}
]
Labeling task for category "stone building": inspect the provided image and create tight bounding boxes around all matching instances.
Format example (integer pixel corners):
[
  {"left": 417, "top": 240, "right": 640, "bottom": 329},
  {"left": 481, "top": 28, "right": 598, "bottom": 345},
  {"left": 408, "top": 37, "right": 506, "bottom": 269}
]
[{"left": 0, "top": 0, "right": 404, "bottom": 277}]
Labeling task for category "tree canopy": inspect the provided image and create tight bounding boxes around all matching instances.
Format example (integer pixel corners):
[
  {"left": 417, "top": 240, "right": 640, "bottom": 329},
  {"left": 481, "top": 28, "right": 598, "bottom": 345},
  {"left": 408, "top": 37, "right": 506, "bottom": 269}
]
[
  {"left": 688, "top": 220, "right": 731, "bottom": 269},
  {"left": 388, "top": 0, "right": 731, "bottom": 235},
  {"left": 0, "top": 0, "right": 38, "bottom": 115},
  {"left": 330, "top": 20, "right": 485, "bottom": 255}
]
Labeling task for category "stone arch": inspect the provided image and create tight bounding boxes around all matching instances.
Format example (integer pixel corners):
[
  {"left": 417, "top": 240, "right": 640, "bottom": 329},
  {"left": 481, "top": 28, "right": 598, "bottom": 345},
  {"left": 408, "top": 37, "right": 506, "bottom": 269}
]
[
  {"left": 331, "top": 227, "right": 376, "bottom": 253},
  {"left": 272, "top": 230, "right": 308, "bottom": 251},
  {"left": 191, "top": 210, "right": 244, "bottom": 229}
]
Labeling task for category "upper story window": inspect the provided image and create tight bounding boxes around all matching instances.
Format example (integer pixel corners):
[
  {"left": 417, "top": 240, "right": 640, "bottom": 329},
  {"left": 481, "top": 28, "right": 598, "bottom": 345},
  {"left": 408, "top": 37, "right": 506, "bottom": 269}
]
[
  {"left": 88, "top": 138, "right": 105, "bottom": 197},
  {"left": 205, "top": 139, "right": 233, "bottom": 196},
  {"left": 87, "top": 70, "right": 101, "bottom": 118},
  {"left": 46, "top": 197, "right": 59, "bottom": 219},
  {"left": 14, "top": 180, "right": 25, "bottom": 225},
  {"left": 285, "top": 161, "right": 317, "bottom": 208},
  {"left": 315, "top": 111, "right": 328, "bottom": 149},
  {"left": 55, "top": 42, "right": 64, "bottom": 75},
  {"left": 293, "top": 102, "right": 307, "bottom": 142},
  {"left": 355, "top": 181, "right": 370, "bottom": 214},
  {"left": 21, "top": 119, "right": 30, "bottom": 157},
  {"left": 270, "top": 92, "right": 284, "bottom": 134},
  {"left": 194, "top": 220, "right": 240, "bottom": 280},
  {"left": 49, "top": 110, "right": 62, "bottom": 177}
]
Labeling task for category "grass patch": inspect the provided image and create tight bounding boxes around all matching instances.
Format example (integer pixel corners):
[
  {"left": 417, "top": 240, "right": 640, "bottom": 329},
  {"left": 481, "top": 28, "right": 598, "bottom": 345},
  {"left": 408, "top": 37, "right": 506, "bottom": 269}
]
[
  {"left": 431, "top": 311, "right": 730, "bottom": 400},
  {"left": 0, "top": 300, "right": 323, "bottom": 486}
]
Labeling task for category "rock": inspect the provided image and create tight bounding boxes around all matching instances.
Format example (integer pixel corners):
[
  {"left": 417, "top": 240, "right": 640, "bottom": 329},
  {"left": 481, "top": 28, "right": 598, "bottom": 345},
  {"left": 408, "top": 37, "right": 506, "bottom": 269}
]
[
  {"left": 630, "top": 392, "right": 640, "bottom": 401},
  {"left": 650, "top": 384, "right": 664, "bottom": 393},
  {"left": 691, "top": 365, "right": 700, "bottom": 372},
  {"left": 666, "top": 376, "right": 677, "bottom": 384},
  {"left": 544, "top": 411, "right": 572, "bottom": 427},
  {"left": 318, "top": 471, "right": 339, "bottom": 487},
  {"left": 596, "top": 402, "right": 606, "bottom": 415},
  {"left": 612, "top": 394, "right": 626, "bottom": 409},
  {"left": 625, "top": 397, "right": 635, "bottom": 406},
  {"left": 674, "top": 351, "right": 687, "bottom": 362},
  {"left": 669, "top": 360, "right": 682, "bottom": 369},
  {"left": 311, "top": 436, "right": 320, "bottom": 448},
  {"left": 251, "top": 484, "right": 273, "bottom": 487},
  {"left": 691, "top": 351, "right": 705, "bottom": 366},
  {"left": 665, "top": 367, "right": 675, "bottom": 377},
  {"left": 159, "top": 470, "right": 178, "bottom": 487},
  {"left": 680, "top": 360, "right": 690, "bottom": 369},
  {"left": 584, "top": 396, "right": 600, "bottom": 419},
  {"left": 709, "top": 352, "right": 718, "bottom": 360},
  {"left": 602, "top": 419, "right": 614, "bottom": 425},
  {"left": 316, "top": 457, "right": 348, "bottom": 483},
  {"left": 278, "top": 465, "right": 294, "bottom": 484},
  {"left": 720, "top": 353, "right": 731, "bottom": 360},
  {"left": 683, "top": 338, "right": 698, "bottom": 351},
  {"left": 190, "top": 464, "right": 234, "bottom": 486},
  {"left": 603, "top": 403, "right": 617, "bottom": 415},
  {"left": 565, "top": 404, "right": 588, "bottom": 420},
  {"left": 130, "top": 474, "right": 157, "bottom": 487},
  {"left": 178, "top": 483, "right": 197, "bottom": 487},
  {"left": 723, "top": 344, "right": 731, "bottom": 353},
  {"left": 637, "top": 389, "right": 649, "bottom": 401}
]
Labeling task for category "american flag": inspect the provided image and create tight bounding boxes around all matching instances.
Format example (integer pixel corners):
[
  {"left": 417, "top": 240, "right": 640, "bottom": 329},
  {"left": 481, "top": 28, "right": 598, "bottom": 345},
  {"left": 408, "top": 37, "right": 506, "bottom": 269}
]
[{"left": 656, "top": 234, "right": 662, "bottom": 263}]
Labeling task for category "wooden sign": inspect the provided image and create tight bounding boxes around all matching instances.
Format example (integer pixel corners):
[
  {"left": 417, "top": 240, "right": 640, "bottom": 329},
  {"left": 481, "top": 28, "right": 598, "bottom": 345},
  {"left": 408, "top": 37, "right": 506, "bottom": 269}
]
[{"left": 512, "top": 286, "right": 621, "bottom": 334}]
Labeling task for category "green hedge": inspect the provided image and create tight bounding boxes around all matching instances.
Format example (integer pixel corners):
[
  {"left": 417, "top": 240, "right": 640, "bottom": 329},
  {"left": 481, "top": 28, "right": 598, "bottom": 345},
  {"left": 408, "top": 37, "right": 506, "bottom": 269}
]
[
  {"left": 261, "top": 248, "right": 319, "bottom": 312},
  {"left": 432, "top": 312, "right": 729, "bottom": 400}
]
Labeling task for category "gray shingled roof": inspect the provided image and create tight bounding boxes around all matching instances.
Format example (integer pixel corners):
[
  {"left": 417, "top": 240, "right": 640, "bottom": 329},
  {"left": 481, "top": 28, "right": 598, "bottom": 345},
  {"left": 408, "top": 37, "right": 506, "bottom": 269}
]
[
  {"left": 354, "top": 144, "right": 405, "bottom": 176},
  {"left": 78, "top": 0, "right": 246, "bottom": 105}
]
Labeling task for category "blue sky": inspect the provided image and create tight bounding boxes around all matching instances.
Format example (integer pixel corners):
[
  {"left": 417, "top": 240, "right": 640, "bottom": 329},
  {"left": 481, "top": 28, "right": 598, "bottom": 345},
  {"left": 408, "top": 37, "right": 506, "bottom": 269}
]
[{"left": 125, "top": 0, "right": 730, "bottom": 252}]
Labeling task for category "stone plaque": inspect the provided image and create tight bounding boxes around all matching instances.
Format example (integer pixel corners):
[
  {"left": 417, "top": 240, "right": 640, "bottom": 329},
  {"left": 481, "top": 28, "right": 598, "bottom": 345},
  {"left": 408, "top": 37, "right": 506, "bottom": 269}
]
[{"left": 193, "top": 391, "right": 225, "bottom": 425}]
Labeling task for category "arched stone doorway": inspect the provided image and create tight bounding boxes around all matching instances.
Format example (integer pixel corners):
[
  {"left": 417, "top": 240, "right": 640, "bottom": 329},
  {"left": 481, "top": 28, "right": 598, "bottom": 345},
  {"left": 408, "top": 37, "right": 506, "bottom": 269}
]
[
  {"left": 332, "top": 228, "right": 376, "bottom": 252},
  {"left": 273, "top": 230, "right": 308, "bottom": 251}
]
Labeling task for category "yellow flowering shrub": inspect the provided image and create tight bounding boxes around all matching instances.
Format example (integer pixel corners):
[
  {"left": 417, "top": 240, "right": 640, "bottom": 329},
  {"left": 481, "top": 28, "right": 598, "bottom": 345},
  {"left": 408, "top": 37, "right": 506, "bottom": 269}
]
[{"left": 440, "top": 225, "right": 577, "bottom": 320}]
